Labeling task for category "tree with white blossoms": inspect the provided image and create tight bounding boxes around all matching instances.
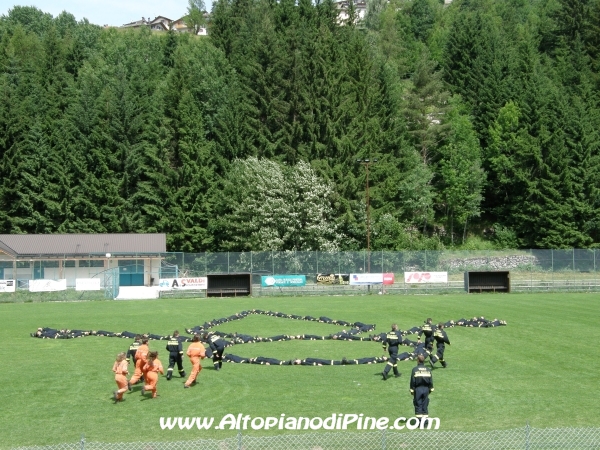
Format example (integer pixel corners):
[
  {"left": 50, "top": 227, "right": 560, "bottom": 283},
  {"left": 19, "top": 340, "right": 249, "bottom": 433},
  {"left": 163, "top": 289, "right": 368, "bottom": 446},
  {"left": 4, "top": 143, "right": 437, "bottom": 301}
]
[
  {"left": 287, "top": 160, "right": 343, "bottom": 251},
  {"left": 212, "top": 157, "right": 343, "bottom": 251}
]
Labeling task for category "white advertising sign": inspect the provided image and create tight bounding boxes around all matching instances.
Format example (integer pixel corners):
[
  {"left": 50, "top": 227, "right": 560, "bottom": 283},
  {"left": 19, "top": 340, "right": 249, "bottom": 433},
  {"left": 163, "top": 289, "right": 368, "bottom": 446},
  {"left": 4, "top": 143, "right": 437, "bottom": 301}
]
[
  {"left": 29, "top": 279, "right": 67, "bottom": 292},
  {"left": 0, "top": 279, "right": 15, "bottom": 293},
  {"left": 158, "top": 277, "right": 208, "bottom": 290},
  {"left": 349, "top": 273, "right": 384, "bottom": 285},
  {"left": 404, "top": 272, "right": 448, "bottom": 283},
  {"left": 76, "top": 278, "right": 102, "bottom": 291}
]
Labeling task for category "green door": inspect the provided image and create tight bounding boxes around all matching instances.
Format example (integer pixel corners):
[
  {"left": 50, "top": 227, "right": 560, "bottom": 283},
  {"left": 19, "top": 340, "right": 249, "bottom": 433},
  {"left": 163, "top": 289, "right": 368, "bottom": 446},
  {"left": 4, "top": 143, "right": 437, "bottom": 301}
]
[{"left": 118, "top": 260, "right": 144, "bottom": 286}]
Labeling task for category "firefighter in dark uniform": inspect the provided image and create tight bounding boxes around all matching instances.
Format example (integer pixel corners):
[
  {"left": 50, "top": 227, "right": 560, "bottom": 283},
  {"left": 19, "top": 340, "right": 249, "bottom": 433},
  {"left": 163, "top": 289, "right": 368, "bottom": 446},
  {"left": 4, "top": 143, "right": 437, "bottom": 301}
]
[
  {"left": 410, "top": 354, "right": 434, "bottom": 420},
  {"left": 126, "top": 335, "right": 142, "bottom": 364},
  {"left": 417, "top": 318, "right": 435, "bottom": 352},
  {"left": 206, "top": 331, "right": 226, "bottom": 371},
  {"left": 430, "top": 323, "right": 450, "bottom": 368},
  {"left": 381, "top": 324, "right": 403, "bottom": 380},
  {"left": 165, "top": 330, "right": 186, "bottom": 380}
]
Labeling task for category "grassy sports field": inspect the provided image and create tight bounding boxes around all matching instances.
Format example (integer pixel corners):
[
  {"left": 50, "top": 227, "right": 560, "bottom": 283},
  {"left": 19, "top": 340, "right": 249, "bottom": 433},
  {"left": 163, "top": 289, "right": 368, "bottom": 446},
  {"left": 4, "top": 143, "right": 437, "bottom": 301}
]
[{"left": 1, "top": 292, "right": 599, "bottom": 448}]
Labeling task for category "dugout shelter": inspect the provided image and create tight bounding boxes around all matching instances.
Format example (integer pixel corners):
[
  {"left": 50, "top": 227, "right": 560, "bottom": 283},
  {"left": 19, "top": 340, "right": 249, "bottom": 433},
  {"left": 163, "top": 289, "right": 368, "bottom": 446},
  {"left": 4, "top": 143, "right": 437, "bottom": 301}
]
[
  {"left": 207, "top": 273, "right": 252, "bottom": 297},
  {"left": 464, "top": 271, "right": 511, "bottom": 293},
  {"left": 0, "top": 233, "right": 166, "bottom": 288}
]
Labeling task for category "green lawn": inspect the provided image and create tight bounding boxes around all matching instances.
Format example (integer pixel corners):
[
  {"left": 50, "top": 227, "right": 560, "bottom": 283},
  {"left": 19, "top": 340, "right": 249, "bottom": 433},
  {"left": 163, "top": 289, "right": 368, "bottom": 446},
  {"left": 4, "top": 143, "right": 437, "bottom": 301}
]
[{"left": 1, "top": 293, "right": 599, "bottom": 448}]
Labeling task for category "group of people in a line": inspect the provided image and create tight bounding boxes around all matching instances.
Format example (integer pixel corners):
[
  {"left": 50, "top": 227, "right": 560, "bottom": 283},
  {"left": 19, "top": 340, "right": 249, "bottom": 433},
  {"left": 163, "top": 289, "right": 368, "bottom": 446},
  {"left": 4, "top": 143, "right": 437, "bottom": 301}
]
[
  {"left": 28, "top": 309, "right": 505, "bottom": 414},
  {"left": 185, "top": 309, "right": 376, "bottom": 335},
  {"left": 379, "top": 318, "right": 450, "bottom": 381},
  {"left": 112, "top": 330, "right": 228, "bottom": 400},
  {"left": 31, "top": 310, "right": 505, "bottom": 342},
  {"left": 221, "top": 355, "right": 392, "bottom": 365},
  {"left": 378, "top": 319, "right": 453, "bottom": 420}
]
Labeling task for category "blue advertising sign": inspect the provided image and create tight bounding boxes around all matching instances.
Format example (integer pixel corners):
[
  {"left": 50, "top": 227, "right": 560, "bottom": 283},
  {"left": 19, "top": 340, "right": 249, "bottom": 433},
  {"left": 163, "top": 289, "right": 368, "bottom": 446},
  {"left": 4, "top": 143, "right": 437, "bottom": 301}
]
[{"left": 261, "top": 275, "right": 306, "bottom": 287}]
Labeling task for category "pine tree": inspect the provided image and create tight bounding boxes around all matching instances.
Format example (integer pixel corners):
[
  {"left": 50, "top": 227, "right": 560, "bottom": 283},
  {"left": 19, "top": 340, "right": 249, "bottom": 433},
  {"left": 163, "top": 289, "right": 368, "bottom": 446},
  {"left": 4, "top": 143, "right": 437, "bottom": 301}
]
[
  {"left": 404, "top": 49, "right": 451, "bottom": 165},
  {"left": 435, "top": 97, "right": 484, "bottom": 244}
]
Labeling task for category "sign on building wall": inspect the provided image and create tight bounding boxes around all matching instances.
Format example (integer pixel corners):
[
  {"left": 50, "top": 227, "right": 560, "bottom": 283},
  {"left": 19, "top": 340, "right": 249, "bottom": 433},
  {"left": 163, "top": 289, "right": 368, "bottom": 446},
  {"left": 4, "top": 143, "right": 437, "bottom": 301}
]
[
  {"left": 75, "top": 278, "right": 102, "bottom": 291},
  {"left": 158, "top": 277, "right": 208, "bottom": 290},
  {"left": 261, "top": 275, "right": 306, "bottom": 287},
  {"left": 0, "top": 280, "right": 15, "bottom": 293},
  {"left": 29, "top": 279, "right": 67, "bottom": 292},
  {"left": 404, "top": 272, "right": 448, "bottom": 283}
]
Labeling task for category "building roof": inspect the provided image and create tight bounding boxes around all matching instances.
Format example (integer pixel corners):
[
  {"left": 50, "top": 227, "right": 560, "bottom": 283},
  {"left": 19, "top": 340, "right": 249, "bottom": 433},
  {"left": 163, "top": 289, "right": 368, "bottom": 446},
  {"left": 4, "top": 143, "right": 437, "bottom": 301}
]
[
  {"left": 0, "top": 234, "right": 167, "bottom": 257},
  {"left": 150, "top": 16, "right": 172, "bottom": 23},
  {"left": 121, "top": 19, "right": 146, "bottom": 28}
]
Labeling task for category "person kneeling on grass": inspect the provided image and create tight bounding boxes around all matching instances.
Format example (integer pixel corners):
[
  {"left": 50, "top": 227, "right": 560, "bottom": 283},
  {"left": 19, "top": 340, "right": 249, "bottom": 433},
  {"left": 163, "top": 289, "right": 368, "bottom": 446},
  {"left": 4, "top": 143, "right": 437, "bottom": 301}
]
[
  {"left": 112, "top": 352, "right": 129, "bottom": 402},
  {"left": 142, "top": 351, "right": 164, "bottom": 399}
]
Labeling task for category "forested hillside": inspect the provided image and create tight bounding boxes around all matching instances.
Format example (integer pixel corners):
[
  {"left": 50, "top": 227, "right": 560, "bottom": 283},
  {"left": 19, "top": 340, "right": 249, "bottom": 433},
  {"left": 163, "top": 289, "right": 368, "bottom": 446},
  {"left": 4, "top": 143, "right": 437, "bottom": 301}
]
[{"left": 1, "top": 0, "right": 599, "bottom": 251}]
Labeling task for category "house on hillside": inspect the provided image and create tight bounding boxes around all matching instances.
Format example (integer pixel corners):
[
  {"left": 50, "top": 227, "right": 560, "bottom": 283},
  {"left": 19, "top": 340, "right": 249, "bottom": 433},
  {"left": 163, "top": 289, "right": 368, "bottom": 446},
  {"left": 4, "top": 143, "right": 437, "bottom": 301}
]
[
  {"left": 334, "top": 0, "right": 367, "bottom": 24},
  {"left": 171, "top": 15, "right": 209, "bottom": 35},
  {"left": 120, "top": 15, "right": 209, "bottom": 35},
  {"left": 121, "top": 17, "right": 149, "bottom": 28},
  {"left": 0, "top": 234, "right": 168, "bottom": 288},
  {"left": 149, "top": 16, "right": 172, "bottom": 31},
  {"left": 120, "top": 16, "right": 173, "bottom": 31}
]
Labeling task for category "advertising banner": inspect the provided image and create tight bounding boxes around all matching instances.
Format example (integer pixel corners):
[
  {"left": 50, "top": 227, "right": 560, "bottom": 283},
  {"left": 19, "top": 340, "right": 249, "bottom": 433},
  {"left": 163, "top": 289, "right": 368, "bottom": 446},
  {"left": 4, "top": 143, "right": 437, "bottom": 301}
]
[
  {"left": 383, "top": 273, "right": 395, "bottom": 285},
  {"left": 158, "top": 277, "right": 208, "bottom": 290},
  {"left": 404, "top": 272, "right": 448, "bottom": 283},
  {"left": 0, "top": 279, "right": 15, "bottom": 293},
  {"left": 29, "top": 279, "right": 67, "bottom": 292},
  {"left": 261, "top": 275, "right": 306, "bottom": 287},
  {"left": 315, "top": 274, "right": 350, "bottom": 285},
  {"left": 349, "top": 273, "right": 384, "bottom": 285},
  {"left": 75, "top": 278, "right": 102, "bottom": 291}
]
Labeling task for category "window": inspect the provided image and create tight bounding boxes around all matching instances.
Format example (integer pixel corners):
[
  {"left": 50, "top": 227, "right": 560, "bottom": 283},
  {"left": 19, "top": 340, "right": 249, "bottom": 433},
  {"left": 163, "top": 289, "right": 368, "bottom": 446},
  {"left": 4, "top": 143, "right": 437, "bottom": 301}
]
[
  {"left": 79, "top": 260, "right": 105, "bottom": 268},
  {"left": 118, "top": 259, "right": 144, "bottom": 273},
  {"left": 42, "top": 261, "right": 59, "bottom": 268}
]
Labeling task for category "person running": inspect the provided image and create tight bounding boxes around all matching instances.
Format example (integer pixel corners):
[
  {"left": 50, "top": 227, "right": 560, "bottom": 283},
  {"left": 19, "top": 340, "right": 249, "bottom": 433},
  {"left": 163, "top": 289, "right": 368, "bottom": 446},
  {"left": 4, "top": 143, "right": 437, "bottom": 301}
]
[
  {"left": 184, "top": 335, "right": 206, "bottom": 388},
  {"left": 430, "top": 323, "right": 450, "bottom": 368},
  {"left": 142, "top": 351, "right": 164, "bottom": 399},
  {"left": 128, "top": 338, "right": 149, "bottom": 387},
  {"left": 126, "top": 334, "right": 142, "bottom": 366},
  {"left": 206, "top": 331, "right": 228, "bottom": 371},
  {"left": 417, "top": 318, "right": 435, "bottom": 352},
  {"left": 165, "top": 330, "right": 186, "bottom": 380},
  {"left": 382, "top": 324, "right": 403, "bottom": 380},
  {"left": 112, "top": 352, "right": 129, "bottom": 402}
]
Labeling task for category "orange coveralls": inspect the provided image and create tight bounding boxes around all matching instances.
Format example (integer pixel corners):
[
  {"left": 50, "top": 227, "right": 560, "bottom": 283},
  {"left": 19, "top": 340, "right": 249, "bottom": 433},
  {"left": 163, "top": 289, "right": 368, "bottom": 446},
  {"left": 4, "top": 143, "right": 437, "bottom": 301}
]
[
  {"left": 129, "top": 344, "right": 149, "bottom": 385},
  {"left": 184, "top": 342, "right": 206, "bottom": 387},
  {"left": 143, "top": 359, "right": 164, "bottom": 398},
  {"left": 112, "top": 360, "right": 129, "bottom": 400}
]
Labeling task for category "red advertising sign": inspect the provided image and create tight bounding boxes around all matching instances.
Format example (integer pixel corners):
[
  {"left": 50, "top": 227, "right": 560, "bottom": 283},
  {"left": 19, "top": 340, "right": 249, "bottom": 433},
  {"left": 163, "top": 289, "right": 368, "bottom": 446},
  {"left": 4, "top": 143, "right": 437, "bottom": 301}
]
[{"left": 383, "top": 273, "right": 395, "bottom": 285}]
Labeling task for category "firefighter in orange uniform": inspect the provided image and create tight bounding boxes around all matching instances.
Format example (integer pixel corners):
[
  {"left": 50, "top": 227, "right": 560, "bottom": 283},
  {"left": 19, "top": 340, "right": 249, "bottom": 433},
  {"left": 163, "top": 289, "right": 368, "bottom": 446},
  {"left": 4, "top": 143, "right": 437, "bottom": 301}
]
[
  {"left": 184, "top": 335, "right": 206, "bottom": 388},
  {"left": 128, "top": 338, "right": 149, "bottom": 387},
  {"left": 112, "top": 352, "right": 129, "bottom": 402},
  {"left": 142, "top": 351, "right": 164, "bottom": 399}
]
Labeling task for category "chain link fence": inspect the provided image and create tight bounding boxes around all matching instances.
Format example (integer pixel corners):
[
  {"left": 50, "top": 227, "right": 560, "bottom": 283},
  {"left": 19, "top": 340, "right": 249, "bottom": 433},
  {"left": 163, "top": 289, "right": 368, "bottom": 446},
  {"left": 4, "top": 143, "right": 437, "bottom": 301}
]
[
  {"left": 11, "top": 426, "right": 600, "bottom": 450},
  {"left": 3, "top": 249, "right": 600, "bottom": 301}
]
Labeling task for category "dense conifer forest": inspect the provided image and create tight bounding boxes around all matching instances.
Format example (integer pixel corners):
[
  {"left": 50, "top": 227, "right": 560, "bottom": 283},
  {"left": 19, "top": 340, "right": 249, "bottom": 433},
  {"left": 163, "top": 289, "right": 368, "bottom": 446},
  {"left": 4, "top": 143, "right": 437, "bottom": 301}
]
[{"left": 1, "top": 0, "right": 599, "bottom": 251}]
